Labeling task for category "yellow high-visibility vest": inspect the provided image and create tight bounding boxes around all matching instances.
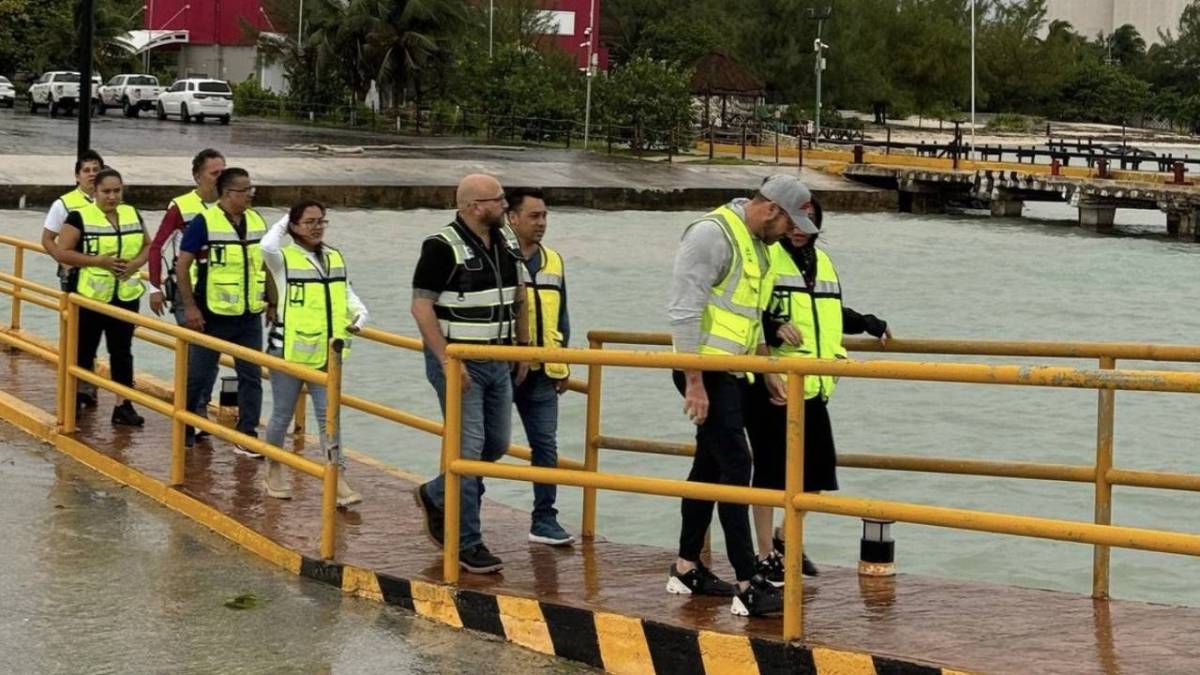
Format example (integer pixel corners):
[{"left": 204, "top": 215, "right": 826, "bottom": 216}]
[
  {"left": 524, "top": 244, "right": 568, "bottom": 379},
  {"left": 190, "top": 205, "right": 267, "bottom": 316},
  {"left": 766, "top": 244, "right": 846, "bottom": 400},
  {"left": 74, "top": 203, "right": 146, "bottom": 303}
]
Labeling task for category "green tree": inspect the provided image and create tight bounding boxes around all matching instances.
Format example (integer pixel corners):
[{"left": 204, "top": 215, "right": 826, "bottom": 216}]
[
  {"left": 1053, "top": 61, "right": 1149, "bottom": 124},
  {"left": 594, "top": 56, "right": 695, "bottom": 150}
]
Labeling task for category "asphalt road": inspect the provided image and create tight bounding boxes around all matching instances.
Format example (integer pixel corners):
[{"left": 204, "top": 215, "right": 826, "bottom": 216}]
[{"left": 0, "top": 103, "right": 592, "bottom": 162}]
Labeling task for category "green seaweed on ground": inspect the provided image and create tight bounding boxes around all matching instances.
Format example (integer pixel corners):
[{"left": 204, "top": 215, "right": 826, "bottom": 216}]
[{"left": 224, "top": 592, "right": 266, "bottom": 610}]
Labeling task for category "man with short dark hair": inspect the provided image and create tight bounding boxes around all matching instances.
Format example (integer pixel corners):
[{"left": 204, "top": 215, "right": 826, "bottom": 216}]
[
  {"left": 505, "top": 187, "right": 574, "bottom": 546},
  {"left": 43, "top": 149, "right": 105, "bottom": 406},
  {"left": 175, "top": 168, "right": 267, "bottom": 453},
  {"left": 147, "top": 148, "right": 226, "bottom": 323}
]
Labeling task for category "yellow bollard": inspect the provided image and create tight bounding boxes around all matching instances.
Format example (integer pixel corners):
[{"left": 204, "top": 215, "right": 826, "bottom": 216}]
[
  {"left": 170, "top": 338, "right": 189, "bottom": 486},
  {"left": 782, "top": 373, "right": 806, "bottom": 641},
  {"left": 1092, "top": 356, "right": 1116, "bottom": 599},
  {"left": 55, "top": 294, "right": 68, "bottom": 428},
  {"left": 582, "top": 339, "right": 604, "bottom": 538},
  {"left": 442, "top": 355, "right": 463, "bottom": 583}
]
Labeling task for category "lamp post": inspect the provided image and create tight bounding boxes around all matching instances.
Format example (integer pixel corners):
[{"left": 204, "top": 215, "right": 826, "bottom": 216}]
[
  {"left": 807, "top": 7, "right": 832, "bottom": 142},
  {"left": 298, "top": 0, "right": 304, "bottom": 49},
  {"left": 77, "top": 0, "right": 95, "bottom": 158},
  {"left": 581, "top": 0, "right": 597, "bottom": 150},
  {"left": 970, "top": 0, "right": 976, "bottom": 157},
  {"left": 488, "top": 0, "right": 494, "bottom": 59}
]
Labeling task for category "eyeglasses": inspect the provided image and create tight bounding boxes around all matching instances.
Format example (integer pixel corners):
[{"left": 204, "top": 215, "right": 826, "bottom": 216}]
[
  {"left": 298, "top": 218, "right": 329, "bottom": 228},
  {"left": 227, "top": 186, "right": 256, "bottom": 196},
  {"left": 475, "top": 193, "right": 507, "bottom": 205}
]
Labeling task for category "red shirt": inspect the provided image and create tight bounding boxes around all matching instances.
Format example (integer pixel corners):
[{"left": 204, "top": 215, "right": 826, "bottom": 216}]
[{"left": 147, "top": 204, "right": 187, "bottom": 290}]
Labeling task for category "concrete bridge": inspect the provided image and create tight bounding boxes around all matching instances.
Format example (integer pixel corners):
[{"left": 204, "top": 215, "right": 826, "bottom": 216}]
[{"left": 845, "top": 164, "right": 1200, "bottom": 240}]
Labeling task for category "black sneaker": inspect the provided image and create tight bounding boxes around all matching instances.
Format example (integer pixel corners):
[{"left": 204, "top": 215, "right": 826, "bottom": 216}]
[
  {"left": 666, "top": 561, "right": 735, "bottom": 597},
  {"left": 413, "top": 483, "right": 444, "bottom": 548},
  {"left": 731, "top": 575, "right": 784, "bottom": 617},
  {"left": 460, "top": 543, "right": 503, "bottom": 574},
  {"left": 76, "top": 391, "right": 98, "bottom": 408},
  {"left": 111, "top": 402, "right": 144, "bottom": 427},
  {"left": 773, "top": 535, "right": 819, "bottom": 576},
  {"left": 756, "top": 551, "right": 785, "bottom": 588}
]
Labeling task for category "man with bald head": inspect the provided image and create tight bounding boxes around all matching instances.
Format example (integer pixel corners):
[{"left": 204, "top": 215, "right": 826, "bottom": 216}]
[{"left": 411, "top": 173, "right": 530, "bottom": 574}]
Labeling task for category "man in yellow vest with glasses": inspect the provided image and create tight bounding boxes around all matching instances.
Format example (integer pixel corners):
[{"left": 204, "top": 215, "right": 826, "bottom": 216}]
[
  {"left": 505, "top": 187, "right": 574, "bottom": 546},
  {"left": 666, "top": 174, "right": 816, "bottom": 618},
  {"left": 175, "top": 168, "right": 268, "bottom": 453}
]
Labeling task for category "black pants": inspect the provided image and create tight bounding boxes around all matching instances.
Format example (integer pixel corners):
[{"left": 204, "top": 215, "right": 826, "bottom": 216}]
[
  {"left": 77, "top": 297, "right": 140, "bottom": 392},
  {"left": 672, "top": 370, "right": 756, "bottom": 582}
]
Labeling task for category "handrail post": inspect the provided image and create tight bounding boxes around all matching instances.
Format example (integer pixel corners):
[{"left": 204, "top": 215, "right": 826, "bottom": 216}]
[
  {"left": 782, "top": 372, "right": 806, "bottom": 641},
  {"left": 582, "top": 338, "right": 604, "bottom": 538},
  {"left": 10, "top": 246, "right": 24, "bottom": 330},
  {"left": 319, "top": 340, "right": 345, "bottom": 560},
  {"left": 169, "top": 337, "right": 189, "bottom": 486},
  {"left": 293, "top": 384, "right": 307, "bottom": 435},
  {"left": 442, "top": 353, "right": 464, "bottom": 583},
  {"left": 62, "top": 297, "right": 80, "bottom": 434},
  {"left": 1092, "top": 355, "right": 1116, "bottom": 598},
  {"left": 55, "top": 293, "right": 69, "bottom": 428}
]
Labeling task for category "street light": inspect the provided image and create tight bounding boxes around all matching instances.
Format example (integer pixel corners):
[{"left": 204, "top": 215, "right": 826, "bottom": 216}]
[
  {"left": 581, "top": 0, "right": 597, "bottom": 150},
  {"left": 806, "top": 6, "right": 833, "bottom": 142},
  {"left": 970, "top": 0, "right": 976, "bottom": 156},
  {"left": 488, "top": 0, "right": 494, "bottom": 59}
]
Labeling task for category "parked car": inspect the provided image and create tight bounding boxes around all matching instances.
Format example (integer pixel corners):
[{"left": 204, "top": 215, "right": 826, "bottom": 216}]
[
  {"left": 29, "top": 71, "right": 101, "bottom": 117},
  {"left": 157, "top": 78, "right": 233, "bottom": 125},
  {"left": 97, "top": 74, "right": 161, "bottom": 117},
  {"left": 0, "top": 76, "right": 14, "bottom": 108}
]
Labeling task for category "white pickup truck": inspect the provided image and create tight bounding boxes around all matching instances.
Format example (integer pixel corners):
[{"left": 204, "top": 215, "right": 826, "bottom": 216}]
[
  {"left": 29, "top": 71, "right": 101, "bottom": 117},
  {"left": 97, "top": 74, "right": 162, "bottom": 117}
]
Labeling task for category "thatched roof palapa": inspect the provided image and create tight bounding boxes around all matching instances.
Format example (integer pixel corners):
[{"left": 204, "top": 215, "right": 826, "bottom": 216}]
[{"left": 689, "top": 51, "right": 766, "bottom": 97}]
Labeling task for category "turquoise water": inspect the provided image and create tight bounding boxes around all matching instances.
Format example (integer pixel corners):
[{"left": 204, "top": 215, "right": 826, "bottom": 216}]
[{"left": 2, "top": 203, "right": 1199, "bottom": 608}]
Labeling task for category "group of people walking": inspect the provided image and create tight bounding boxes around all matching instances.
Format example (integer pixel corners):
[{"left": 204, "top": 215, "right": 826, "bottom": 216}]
[{"left": 39, "top": 149, "right": 887, "bottom": 620}]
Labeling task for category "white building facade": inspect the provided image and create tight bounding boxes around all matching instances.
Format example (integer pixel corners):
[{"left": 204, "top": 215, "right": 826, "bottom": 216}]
[{"left": 1044, "top": 0, "right": 1190, "bottom": 43}]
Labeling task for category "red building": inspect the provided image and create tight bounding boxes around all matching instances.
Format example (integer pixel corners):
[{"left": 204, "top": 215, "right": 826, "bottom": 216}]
[
  {"left": 143, "top": 0, "right": 273, "bottom": 84},
  {"left": 542, "top": 0, "right": 610, "bottom": 71}
]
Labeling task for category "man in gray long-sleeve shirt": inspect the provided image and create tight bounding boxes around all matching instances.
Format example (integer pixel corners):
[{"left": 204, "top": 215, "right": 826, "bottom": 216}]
[{"left": 664, "top": 175, "right": 818, "bottom": 618}]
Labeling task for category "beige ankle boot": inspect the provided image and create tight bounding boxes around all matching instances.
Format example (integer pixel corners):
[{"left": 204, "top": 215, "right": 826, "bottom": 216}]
[
  {"left": 337, "top": 474, "right": 362, "bottom": 507},
  {"left": 263, "top": 459, "right": 292, "bottom": 499}
]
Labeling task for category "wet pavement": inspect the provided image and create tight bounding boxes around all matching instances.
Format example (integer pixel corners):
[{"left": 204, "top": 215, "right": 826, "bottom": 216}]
[
  {"left": 0, "top": 426, "right": 589, "bottom": 674},
  {"left": 1, "top": 337, "right": 1198, "bottom": 674},
  {"left": 0, "top": 105, "right": 891, "bottom": 212}
]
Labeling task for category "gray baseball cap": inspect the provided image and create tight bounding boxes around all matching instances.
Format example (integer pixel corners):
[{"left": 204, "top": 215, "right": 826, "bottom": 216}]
[{"left": 758, "top": 174, "right": 818, "bottom": 234}]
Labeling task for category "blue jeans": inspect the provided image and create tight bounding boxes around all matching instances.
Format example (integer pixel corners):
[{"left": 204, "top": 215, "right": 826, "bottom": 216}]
[
  {"left": 265, "top": 347, "right": 342, "bottom": 469},
  {"left": 186, "top": 313, "right": 263, "bottom": 439},
  {"left": 513, "top": 369, "right": 560, "bottom": 526},
  {"left": 424, "top": 349, "right": 512, "bottom": 551}
]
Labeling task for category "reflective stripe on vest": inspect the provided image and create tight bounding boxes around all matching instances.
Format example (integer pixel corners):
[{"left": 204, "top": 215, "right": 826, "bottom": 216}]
[
  {"left": 767, "top": 244, "right": 846, "bottom": 400},
  {"left": 191, "top": 205, "right": 267, "bottom": 316},
  {"left": 526, "top": 244, "right": 569, "bottom": 379},
  {"left": 692, "top": 206, "right": 771, "bottom": 361},
  {"left": 75, "top": 203, "right": 145, "bottom": 303},
  {"left": 429, "top": 222, "right": 521, "bottom": 343},
  {"left": 165, "top": 190, "right": 213, "bottom": 275},
  {"left": 280, "top": 244, "right": 350, "bottom": 369}
]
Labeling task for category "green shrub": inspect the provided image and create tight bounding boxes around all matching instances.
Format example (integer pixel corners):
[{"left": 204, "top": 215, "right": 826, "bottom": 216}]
[{"left": 985, "top": 113, "right": 1044, "bottom": 133}]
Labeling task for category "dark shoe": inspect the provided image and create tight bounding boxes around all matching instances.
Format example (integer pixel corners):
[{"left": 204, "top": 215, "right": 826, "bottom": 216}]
[
  {"left": 195, "top": 430, "right": 210, "bottom": 441},
  {"left": 460, "top": 543, "right": 503, "bottom": 574},
  {"left": 529, "top": 519, "right": 574, "bottom": 546},
  {"left": 773, "top": 535, "right": 819, "bottom": 576},
  {"left": 413, "top": 483, "right": 444, "bottom": 548},
  {"left": 666, "top": 561, "right": 735, "bottom": 597},
  {"left": 731, "top": 575, "right": 784, "bottom": 617},
  {"left": 76, "top": 391, "right": 98, "bottom": 408},
  {"left": 756, "top": 551, "right": 785, "bottom": 588},
  {"left": 231, "top": 443, "right": 263, "bottom": 459},
  {"left": 111, "top": 402, "right": 144, "bottom": 427}
]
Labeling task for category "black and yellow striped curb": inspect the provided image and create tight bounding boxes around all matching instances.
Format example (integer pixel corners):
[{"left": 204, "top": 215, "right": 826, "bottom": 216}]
[{"left": 0, "top": 380, "right": 970, "bottom": 675}]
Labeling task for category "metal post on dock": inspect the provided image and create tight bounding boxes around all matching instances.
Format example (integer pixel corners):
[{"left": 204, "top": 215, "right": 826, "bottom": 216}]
[
  {"left": 319, "top": 339, "right": 345, "bottom": 561},
  {"left": 582, "top": 339, "right": 604, "bottom": 538},
  {"left": 782, "top": 374, "right": 806, "bottom": 640},
  {"left": 170, "top": 338, "right": 189, "bottom": 486},
  {"left": 10, "top": 247, "right": 23, "bottom": 330},
  {"left": 1092, "top": 356, "right": 1116, "bottom": 599},
  {"left": 442, "top": 354, "right": 464, "bottom": 582}
]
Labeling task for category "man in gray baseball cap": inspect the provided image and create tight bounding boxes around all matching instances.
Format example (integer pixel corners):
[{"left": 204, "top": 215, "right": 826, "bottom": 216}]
[
  {"left": 660, "top": 174, "right": 821, "bottom": 618},
  {"left": 758, "top": 174, "right": 819, "bottom": 235}
]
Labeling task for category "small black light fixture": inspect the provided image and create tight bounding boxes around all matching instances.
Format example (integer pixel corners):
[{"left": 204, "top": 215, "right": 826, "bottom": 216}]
[
  {"left": 859, "top": 518, "right": 895, "bottom": 577},
  {"left": 219, "top": 375, "right": 238, "bottom": 408}
]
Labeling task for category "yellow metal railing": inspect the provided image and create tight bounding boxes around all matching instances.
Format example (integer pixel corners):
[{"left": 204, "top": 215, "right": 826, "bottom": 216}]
[
  {"left": 441, "top": 343, "right": 1200, "bottom": 639},
  {"left": 5, "top": 234, "right": 1200, "bottom": 640},
  {"left": 583, "top": 330, "right": 1200, "bottom": 601}
]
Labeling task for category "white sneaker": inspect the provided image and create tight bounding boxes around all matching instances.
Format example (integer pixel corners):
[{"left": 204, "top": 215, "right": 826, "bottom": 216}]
[
  {"left": 336, "top": 474, "right": 363, "bottom": 507},
  {"left": 263, "top": 460, "right": 291, "bottom": 500},
  {"left": 232, "top": 443, "right": 263, "bottom": 459}
]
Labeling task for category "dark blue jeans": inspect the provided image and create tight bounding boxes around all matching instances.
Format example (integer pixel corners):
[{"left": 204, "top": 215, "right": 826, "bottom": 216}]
[
  {"left": 186, "top": 312, "right": 263, "bottom": 439},
  {"left": 424, "top": 349, "right": 513, "bottom": 551},
  {"left": 513, "top": 369, "right": 560, "bottom": 526}
]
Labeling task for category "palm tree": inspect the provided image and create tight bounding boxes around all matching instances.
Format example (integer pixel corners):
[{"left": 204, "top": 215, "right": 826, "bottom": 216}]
[{"left": 350, "top": 0, "right": 465, "bottom": 106}]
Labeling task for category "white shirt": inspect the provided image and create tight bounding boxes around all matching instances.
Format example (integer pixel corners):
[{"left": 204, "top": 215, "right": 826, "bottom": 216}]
[
  {"left": 261, "top": 215, "right": 369, "bottom": 348},
  {"left": 43, "top": 198, "right": 75, "bottom": 234}
]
